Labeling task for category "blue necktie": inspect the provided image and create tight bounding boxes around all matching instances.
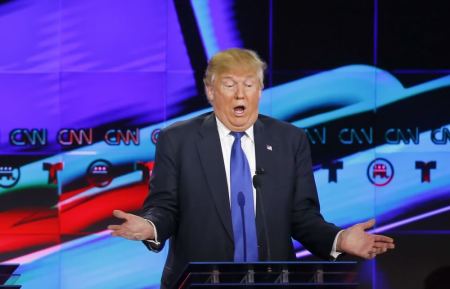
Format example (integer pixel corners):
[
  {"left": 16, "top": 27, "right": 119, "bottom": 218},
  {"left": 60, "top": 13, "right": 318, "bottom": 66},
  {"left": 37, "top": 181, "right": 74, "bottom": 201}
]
[{"left": 230, "top": 132, "right": 258, "bottom": 262}]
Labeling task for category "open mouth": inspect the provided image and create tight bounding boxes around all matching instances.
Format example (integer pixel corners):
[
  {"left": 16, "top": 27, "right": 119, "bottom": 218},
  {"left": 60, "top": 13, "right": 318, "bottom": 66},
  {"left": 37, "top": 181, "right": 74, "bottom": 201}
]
[{"left": 233, "top": 105, "right": 246, "bottom": 116}]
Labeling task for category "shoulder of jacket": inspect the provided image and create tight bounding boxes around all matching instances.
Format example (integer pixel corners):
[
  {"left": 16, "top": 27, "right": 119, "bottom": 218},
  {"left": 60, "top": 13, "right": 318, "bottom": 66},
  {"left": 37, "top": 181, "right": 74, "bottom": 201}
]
[
  {"left": 162, "top": 112, "right": 211, "bottom": 135},
  {"left": 258, "top": 114, "right": 306, "bottom": 135}
]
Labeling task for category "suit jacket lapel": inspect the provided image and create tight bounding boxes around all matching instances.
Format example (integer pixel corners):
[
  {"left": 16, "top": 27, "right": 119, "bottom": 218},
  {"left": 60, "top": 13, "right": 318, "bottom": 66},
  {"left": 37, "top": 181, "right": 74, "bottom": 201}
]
[
  {"left": 254, "top": 117, "right": 271, "bottom": 183},
  {"left": 196, "top": 113, "right": 234, "bottom": 242},
  {"left": 253, "top": 116, "right": 275, "bottom": 260}
]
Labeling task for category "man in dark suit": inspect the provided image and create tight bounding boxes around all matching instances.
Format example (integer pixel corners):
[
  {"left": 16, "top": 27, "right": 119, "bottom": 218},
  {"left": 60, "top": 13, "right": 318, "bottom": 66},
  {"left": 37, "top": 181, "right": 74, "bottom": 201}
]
[{"left": 108, "top": 48, "right": 395, "bottom": 289}]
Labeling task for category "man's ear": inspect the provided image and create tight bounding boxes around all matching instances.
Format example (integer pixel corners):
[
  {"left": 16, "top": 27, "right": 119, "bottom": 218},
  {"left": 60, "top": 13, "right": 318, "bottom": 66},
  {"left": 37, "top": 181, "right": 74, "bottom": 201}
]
[{"left": 205, "top": 85, "right": 214, "bottom": 103}]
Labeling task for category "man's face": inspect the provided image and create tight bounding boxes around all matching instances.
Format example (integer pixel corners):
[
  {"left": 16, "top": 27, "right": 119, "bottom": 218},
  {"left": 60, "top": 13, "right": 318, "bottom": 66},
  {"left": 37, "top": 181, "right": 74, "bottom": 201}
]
[{"left": 206, "top": 69, "right": 262, "bottom": 132}]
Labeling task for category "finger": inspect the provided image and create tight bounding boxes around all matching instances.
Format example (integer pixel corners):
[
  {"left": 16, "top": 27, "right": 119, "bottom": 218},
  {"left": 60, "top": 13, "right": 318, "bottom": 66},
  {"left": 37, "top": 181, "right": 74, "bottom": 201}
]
[
  {"left": 366, "top": 252, "right": 376, "bottom": 259},
  {"left": 113, "top": 209, "right": 129, "bottom": 220},
  {"left": 369, "top": 244, "right": 385, "bottom": 252},
  {"left": 373, "top": 234, "right": 394, "bottom": 243},
  {"left": 371, "top": 244, "right": 393, "bottom": 256},
  {"left": 114, "top": 231, "right": 133, "bottom": 240},
  {"left": 378, "top": 247, "right": 388, "bottom": 254},
  {"left": 359, "top": 219, "right": 376, "bottom": 230},
  {"left": 111, "top": 230, "right": 124, "bottom": 237},
  {"left": 107, "top": 225, "right": 122, "bottom": 231},
  {"left": 373, "top": 247, "right": 384, "bottom": 254},
  {"left": 373, "top": 241, "right": 395, "bottom": 249}
]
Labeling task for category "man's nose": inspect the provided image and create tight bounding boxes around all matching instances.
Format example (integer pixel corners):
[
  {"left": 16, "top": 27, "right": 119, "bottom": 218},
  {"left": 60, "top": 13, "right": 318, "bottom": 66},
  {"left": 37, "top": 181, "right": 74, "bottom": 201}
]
[{"left": 235, "top": 84, "right": 245, "bottom": 99}]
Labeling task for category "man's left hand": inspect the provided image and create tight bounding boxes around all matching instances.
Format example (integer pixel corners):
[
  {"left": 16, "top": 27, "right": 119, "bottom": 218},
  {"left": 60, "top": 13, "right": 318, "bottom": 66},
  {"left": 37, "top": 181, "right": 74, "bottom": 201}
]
[{"left": 337, "top": 219, "right": 395, "bottom": 259}]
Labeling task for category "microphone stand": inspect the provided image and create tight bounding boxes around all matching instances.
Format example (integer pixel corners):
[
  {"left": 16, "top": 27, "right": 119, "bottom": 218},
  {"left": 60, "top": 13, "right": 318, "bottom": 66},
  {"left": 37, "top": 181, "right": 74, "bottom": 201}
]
[
  {"left": 237, "top": 191, "right": 247, "bottom": 261},
  {"left": 253, "top": 169, "right": 271, "bottom": 261}
]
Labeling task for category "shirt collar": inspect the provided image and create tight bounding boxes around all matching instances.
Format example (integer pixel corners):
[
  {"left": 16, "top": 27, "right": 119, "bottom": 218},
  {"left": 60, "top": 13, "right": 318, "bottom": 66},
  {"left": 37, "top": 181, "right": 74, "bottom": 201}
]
[{"left": 215, "top": 116, "right": 255, "bottom": 143}]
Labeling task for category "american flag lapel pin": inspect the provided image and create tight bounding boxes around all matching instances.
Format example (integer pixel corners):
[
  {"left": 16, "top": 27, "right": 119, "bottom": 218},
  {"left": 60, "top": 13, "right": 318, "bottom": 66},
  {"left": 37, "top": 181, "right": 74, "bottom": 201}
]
[{"left": 266, "top": 144, "right": 272, "bottom": 151}]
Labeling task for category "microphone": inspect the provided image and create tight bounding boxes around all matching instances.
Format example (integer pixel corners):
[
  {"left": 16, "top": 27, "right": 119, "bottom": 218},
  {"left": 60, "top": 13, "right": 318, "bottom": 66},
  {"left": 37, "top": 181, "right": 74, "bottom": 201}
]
[
  {"left": 238, "top": 191, "right": 247, "bottom": 261},
  {"left": 253, "top": 172, "right": 262, "bottom": 189},
  {"left": 253, "top": 168, "right": 271, "bottom": 261}
]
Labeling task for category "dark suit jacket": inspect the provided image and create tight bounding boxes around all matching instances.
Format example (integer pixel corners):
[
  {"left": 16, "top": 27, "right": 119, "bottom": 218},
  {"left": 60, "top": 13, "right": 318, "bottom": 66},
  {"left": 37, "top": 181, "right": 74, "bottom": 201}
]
[{"left": 142, "top": 112, "right": 340, "bottom": 289}]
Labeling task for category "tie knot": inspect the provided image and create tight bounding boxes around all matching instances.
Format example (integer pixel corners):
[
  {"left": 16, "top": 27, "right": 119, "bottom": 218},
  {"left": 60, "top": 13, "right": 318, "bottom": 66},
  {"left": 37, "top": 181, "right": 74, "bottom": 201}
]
[{"left": 230, "top": 131, "right": 245, "bottom": 140}]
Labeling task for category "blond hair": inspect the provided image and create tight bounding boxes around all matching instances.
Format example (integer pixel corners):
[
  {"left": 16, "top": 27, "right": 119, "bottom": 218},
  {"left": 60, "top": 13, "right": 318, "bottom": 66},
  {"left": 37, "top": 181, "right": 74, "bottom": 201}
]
[{"left": 203, "top": 48, "right": 266, "bottom": 87}]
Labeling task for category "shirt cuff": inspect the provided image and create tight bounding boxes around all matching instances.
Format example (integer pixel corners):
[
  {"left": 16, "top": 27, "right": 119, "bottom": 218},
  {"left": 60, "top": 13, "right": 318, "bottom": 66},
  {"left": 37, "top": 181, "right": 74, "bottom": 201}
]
[
  {"left": 330, "top": 230, "right": 344, "bottom": 259},
  {"left": 144, "top": 219, "right": 160, "bottom": 248}
]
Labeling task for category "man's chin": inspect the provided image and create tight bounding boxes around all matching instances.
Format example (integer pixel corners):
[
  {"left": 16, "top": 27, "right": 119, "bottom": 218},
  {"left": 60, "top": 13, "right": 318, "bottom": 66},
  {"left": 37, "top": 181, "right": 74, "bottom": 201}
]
[{"left": 228, "top": 120, "right": 253, "bottom": 131}]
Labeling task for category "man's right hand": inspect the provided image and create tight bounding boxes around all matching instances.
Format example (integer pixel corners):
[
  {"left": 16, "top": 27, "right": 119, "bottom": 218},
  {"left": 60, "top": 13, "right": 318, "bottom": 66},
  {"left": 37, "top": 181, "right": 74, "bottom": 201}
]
[{"left": 107, "top": 209, "right": 155, "bottom": 241}]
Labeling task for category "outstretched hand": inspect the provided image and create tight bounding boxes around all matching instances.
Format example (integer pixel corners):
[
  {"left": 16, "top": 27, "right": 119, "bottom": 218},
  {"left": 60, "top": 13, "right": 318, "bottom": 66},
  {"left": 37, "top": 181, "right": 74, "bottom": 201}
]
[
  {"left": 107, "top": 210, "right": 155, "bottom": 241},
  {"left": 337, "top": 219, "right": 395, "bottom": 259}
]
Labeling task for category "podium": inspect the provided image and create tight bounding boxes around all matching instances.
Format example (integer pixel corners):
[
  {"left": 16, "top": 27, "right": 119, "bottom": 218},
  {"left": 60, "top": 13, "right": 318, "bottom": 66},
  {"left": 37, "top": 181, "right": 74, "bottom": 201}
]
[
  {"left": 175, "top": 261, "right": 358, "bottom": 288},
  {"left": 0, "top": 264, "right": 21, "bottom": 289}
]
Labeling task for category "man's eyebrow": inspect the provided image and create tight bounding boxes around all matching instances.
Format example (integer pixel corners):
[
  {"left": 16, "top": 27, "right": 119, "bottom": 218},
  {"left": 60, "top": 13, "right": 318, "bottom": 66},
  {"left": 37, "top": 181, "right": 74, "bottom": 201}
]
[
  {"left": 221, "top": 75, "right": 257, "bottom": 80},
  {"left": 220, "top": 77, "right": 236, "bottom": 83}
]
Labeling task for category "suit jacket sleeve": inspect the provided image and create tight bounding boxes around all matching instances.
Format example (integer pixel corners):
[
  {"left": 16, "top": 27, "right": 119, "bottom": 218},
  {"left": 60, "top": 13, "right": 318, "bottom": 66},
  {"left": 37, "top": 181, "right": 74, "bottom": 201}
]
[
  {"left": 290, "top": 129, "right": 340, "bottom": 259},
  {"left": 141, "top": 129, "right": 179, "bottom": 251}
]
